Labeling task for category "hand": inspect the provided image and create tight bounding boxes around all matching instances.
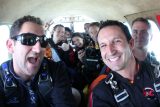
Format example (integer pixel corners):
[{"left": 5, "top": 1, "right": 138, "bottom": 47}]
[
  {"left": 44, "top": 19, "right": 54, "bottom": 31},
  {"left": 58, "top": 43, "right": 70, "bottom": 51},
  {"left": 78, "top": 50, "right": 85, "bottom": 62}
]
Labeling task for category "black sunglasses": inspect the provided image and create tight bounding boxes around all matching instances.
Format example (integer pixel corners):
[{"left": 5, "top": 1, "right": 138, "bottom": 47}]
[{"left": 11, "top": 33, "right": 48, "bottom": 48}]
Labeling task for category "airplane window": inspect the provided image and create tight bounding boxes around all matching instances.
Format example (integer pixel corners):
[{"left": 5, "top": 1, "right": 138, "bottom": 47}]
[
  {"left": 51, "top": 16, "right": 95, "bottom": 33},
  {"left": 0, "top": 25, "right": 10, "bottom": 64},
  {"left": 148, "top": 20, "right": 160, "bottom": 61}
]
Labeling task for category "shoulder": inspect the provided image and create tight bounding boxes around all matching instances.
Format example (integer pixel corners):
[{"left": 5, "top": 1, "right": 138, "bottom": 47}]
[
  {"left": 43, "top": 58, "right": 68, "bottom": 76},
  {"left": 139, "top": 60, "right": 155, "bottom": 71},
  {"left": 92, "top": 78, "right": 114, "bottom": 101},
  {"left": 44, "top": 58, "right": 65, "bottom": 68},
  {"left": 92, "top": 78, "right": 116, "bottom": 106},
  {"left": 145, "top": 53, "right": 159, "bottom": 65}
]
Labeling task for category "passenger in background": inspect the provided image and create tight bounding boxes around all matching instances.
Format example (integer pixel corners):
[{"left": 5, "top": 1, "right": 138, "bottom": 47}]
[
  {"left": 65, "top": 27, "right": 73, "bottom": 45},
  {"left": 48, "top": 25, "right": 84, "bottom": 107},
  {"left": 0, "top": 15, "right": 75, "bottom": 107},
  {"left": 48, "top": 24, "right": 78, "bottom": 68},
  {"left": 84, "top": 23, "right": 90, "bottom": 35},
  {"left": 88, "top": 22, "right": 100, "bottom": 49},
  {"left": 82, "top": 23, "right": 92, "bottom": 45},
  {"left": 131, "top": 17, "right": 158, "bottom": 64},
  {"left": 72, "top": 32, "right": 90, "bottom": 62},
  {"left": 71, "top": 32, "right": 103, "bottom": 90}
]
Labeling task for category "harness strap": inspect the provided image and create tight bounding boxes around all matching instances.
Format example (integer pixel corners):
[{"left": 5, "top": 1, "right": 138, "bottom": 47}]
[
  {"left": 0, "top": 60, "right": 53, "bottom": 105},
  {"left": 0, "top": 61, "right": 20, "bottom": 105},
  {"left": 149, "top": 62, "right": 160, "bottom": 104},
  {"left": 105, "top": 73, "right": 135, "bottom": 107}
]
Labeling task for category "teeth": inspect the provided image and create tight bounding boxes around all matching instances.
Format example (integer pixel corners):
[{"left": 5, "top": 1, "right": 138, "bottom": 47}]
[{"left": 109, "top": 57, "right": 119, "bottom": 62}]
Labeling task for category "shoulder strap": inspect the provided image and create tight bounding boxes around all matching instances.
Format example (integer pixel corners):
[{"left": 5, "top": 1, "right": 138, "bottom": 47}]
[
  {"left": 0, "top": 61, "right": 20, "bottom": 105},
  {"left": 147, "top": 62, "right": 160, "bottom": 104},
  {"left": 89, "top": 74, "right": 107, "bottom": 93},
  {"left": 38, "top": 58, "right": 55, "bottom": 97},
  {"left": 88, "top": 74, "right": 107, "bottom": 107},
  {"left": 105, "top": 73, "right": 135, "bottom": 107}
]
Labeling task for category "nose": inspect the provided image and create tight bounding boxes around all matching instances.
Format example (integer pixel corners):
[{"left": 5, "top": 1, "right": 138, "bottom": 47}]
[
  {"left": 32, "top": 41, "right": 42, "bottom": 53},
  {"left": 137, "top": 31, "right": 145, "bottom": 38},
  {"left": 106, "top": 44, "right": 116, "bottom": 56}
]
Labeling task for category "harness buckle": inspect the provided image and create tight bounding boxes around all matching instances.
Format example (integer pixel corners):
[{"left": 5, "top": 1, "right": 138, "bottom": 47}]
[
  {"left": 105, "top": 73, "right": 118, "bottom": 90},
  {"left": 114, "top": 89, "right": 129, "bottom": 103}
]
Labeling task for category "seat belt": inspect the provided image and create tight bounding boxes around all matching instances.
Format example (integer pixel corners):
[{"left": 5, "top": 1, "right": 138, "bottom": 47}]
[{"left": 105, "top": 73, "right": 134, "bottom": 107}]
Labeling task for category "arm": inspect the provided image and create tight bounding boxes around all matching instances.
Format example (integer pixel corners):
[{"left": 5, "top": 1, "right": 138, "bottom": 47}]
[{"left": 49, "top": 61, "right": 75, "bottom": 107}]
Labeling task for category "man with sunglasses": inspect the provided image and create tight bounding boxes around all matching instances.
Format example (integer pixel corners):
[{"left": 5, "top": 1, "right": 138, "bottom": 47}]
[{"left": 0, "top": 15, "right": 75, "bottom": 107}]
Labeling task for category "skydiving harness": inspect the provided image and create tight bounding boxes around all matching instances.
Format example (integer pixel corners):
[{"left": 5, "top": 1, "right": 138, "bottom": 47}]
[
  {"left": 105, "top": 62, "right": 160, "bottom": 107},
  {"left": 0, "top": 60, "right": 53, "bottom": 105},
  {"left": 150, "top": 62, "right": 160, "bottom": 104},
  {"left": 105, "top": 73, "right": 134, "bottom": 107}
]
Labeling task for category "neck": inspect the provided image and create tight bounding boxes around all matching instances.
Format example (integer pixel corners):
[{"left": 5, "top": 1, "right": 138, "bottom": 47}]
[
  {"left": 118, "top": 56, "right": 138, "bottom": 81},
  {"left": 133, "top": 48, "right": 148, "bottom": 61}
]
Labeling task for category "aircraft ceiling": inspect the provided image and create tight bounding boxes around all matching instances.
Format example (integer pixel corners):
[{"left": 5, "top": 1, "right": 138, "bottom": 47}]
[{"left": 1, "top": 0, "right": 160, "bottom": 24}]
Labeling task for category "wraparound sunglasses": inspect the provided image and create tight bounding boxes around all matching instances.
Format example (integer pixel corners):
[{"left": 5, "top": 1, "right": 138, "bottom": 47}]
[{"left": 11, "top": 33, "right": 48, "bottom": 48}]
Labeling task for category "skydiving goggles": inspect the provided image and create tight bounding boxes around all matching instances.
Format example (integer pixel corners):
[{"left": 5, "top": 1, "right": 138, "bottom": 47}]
[{"left": 11, "top": 33, "right": 48, "bottom": 48}]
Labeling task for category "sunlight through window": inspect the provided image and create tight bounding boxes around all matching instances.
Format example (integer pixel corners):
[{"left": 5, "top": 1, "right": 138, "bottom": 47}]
[
  {"left": 148, "top": 20, "right": 160, "bottom": 61},
  {"left": 0, "top": 25, "right": 10, "bottom": 64}
]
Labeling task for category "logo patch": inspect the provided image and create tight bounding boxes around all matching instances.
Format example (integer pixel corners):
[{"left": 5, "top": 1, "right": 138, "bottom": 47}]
[{"left": 143, "top": 87, "right": 155, "bottom": 100}]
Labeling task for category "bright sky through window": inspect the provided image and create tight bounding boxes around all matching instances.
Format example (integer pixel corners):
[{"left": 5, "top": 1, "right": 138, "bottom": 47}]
[{"left": 0, "top": 25, "right": 10, "bottom": 64}]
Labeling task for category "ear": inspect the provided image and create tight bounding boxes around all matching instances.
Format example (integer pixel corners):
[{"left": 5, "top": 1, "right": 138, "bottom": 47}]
[
  {"left": 6, "top": 39, "right": 15, "bottom": 54},
  {"left": 129, "top": 38, "right": 134, "bottom": 50}
]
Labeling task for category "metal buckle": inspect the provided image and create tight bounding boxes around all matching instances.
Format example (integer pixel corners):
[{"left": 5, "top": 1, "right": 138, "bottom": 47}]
[
  {"left": 114, "top": 89, "right": 129, "bottom": 103},
  {"left": 105, "top": 73, "right": 118, "bottom": 90}
]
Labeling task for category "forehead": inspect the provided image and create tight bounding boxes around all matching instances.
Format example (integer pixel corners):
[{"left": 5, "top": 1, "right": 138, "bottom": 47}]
[
  {"left": 54, "top": 26, "right": 65, "bottom": 31},
  {"left": 84, "top": 23, "right": 90, "bottom": 27},
  {"left": 132, "top": 21, "right": 149, "bottom": 30},
  {"left": 19, "top": 22, "right": 44, "bottom": 35},
  {"left": 65, "top": 31, "right": 70, "bottom": 34},
  {"left": 89, "top": 25, "right": 99, "bottom": 31},
  {"left": 98, "top": 26, "right": 126, "bottom": 41},
  {"left": 72, "top": 36, "right": 82, "bottom": 40}
]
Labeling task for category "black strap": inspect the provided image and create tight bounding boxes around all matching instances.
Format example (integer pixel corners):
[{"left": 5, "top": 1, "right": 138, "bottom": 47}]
[
  {"left": 0, "top": 59, "right": 54, "bottom": 106},
  {"left": 0, "top": 61, "right": 21, "bottom": 106},
  {"left": 147, "top": 62, "right": 160, "bottom": 104},
  {"left": 105, "top": 73, "right": 135, "bottom": 107}
]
